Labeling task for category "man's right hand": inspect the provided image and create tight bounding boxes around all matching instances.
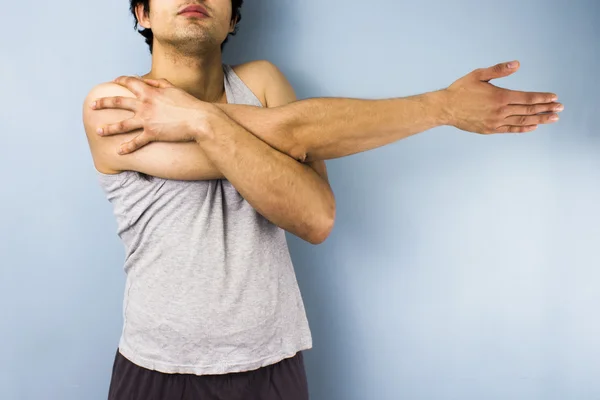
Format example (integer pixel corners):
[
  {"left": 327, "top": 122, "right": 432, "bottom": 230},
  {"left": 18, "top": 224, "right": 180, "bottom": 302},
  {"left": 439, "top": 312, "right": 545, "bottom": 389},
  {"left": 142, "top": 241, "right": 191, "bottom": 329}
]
[{"left": 442, "top": 61, "right": 563, "bottom": 134}]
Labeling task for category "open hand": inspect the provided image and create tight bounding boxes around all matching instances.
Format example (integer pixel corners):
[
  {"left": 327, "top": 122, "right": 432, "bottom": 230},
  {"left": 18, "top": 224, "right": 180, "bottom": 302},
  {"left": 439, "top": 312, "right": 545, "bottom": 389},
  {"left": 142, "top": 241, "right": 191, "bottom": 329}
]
[
  {"left": 90, "top": 76, "right": 212, "bottom": 154},
  {"left": 444, "top": 61, "right": 563, "bottom": 134}
]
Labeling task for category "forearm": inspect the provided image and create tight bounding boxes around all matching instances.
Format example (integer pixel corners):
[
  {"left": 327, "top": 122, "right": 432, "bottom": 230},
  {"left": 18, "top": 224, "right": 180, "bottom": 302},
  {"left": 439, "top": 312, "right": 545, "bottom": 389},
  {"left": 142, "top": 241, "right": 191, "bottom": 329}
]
[
  {"left": 196, "top": 108, "right": 335, "bottom": 244},
  {"left": 214, "top": 90, "right": 450, "bottom": 162}
]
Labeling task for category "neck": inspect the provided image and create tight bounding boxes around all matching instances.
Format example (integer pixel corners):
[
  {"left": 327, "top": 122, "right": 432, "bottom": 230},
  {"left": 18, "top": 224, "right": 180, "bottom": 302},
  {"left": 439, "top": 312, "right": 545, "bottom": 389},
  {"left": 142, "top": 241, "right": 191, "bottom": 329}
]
[{"left": 143, "top": 43, "right": 226, "bottom": 103}]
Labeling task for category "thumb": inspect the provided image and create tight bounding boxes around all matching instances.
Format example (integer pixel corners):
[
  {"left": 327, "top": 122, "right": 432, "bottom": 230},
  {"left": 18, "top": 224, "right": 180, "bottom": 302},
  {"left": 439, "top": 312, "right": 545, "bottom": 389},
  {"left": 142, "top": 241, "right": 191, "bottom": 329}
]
[
  {"left": 143, "top": 78, "right": 175, "bottom": 89},
  {"left": 475, "top": 60, "right": 520, "bottom": 82}
]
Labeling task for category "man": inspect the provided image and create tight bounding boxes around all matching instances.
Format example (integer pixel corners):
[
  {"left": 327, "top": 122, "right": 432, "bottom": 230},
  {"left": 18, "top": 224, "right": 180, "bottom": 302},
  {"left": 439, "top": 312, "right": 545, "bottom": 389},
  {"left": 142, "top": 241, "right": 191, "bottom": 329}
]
[{"left": 82, "top": 1, "right": 563, "bottom": 399}]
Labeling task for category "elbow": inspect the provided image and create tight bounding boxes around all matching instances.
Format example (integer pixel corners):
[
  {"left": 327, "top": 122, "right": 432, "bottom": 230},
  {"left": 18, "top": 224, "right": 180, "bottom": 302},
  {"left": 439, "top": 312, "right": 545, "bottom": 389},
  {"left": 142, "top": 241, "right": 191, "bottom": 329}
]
[
  {"left": 285, "top": 117, "right": 310, "bottom": 162},
  {"left": 291, "top": 147, "right": 309, "bottom": 163},
  {"left": 287, "top": 139, "right": 309, "bottom": 163},
  {"left": 306, "top": 204, "right": 336, "bottom": 245}
]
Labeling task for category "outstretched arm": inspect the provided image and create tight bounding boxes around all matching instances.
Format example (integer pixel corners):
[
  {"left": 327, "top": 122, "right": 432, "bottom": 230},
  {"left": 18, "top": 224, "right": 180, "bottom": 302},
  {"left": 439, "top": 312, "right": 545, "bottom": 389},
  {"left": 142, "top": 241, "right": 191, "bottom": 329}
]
[
  {"left": 94, "top": 60, "right": 562, "bottom": 163},
  {"left": 211, "top": 61, "right": 561, "bottom": 162}
]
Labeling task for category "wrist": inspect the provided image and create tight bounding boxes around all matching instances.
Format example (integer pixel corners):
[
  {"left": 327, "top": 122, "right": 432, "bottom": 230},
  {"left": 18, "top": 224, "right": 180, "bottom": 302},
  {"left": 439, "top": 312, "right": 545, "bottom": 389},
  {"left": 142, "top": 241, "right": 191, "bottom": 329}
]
[
  {"left": 427, "top": 89, "right": 455, "bottom": 127},
  {"left": 190, "top": 102, "right": 221, "bottom": 143}
]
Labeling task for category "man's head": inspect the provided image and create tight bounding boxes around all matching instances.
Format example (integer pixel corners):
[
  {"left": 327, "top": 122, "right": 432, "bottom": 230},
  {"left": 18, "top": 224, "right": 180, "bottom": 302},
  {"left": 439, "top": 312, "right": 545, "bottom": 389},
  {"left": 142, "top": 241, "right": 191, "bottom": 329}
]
[{"left": 129, "top": 0, "right": 244, "bottom": 54}]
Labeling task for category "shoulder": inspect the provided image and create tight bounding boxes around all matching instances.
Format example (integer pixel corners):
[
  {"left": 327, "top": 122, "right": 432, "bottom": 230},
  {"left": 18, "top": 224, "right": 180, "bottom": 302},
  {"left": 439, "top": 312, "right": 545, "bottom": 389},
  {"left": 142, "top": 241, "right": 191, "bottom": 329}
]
[
  {"left": 82, "top": 82, "right": 137, "bottom": 125},
  {"left": 231, "top": 60, "right": 296, "bottom": 107},
  {"left": 83, "top": 82, "right": 137, "bottom": 112},
  {"left": 82, "top": 82, "right": 137, "bottom": 136},
  {"left": 82, "top": 82, "right": 138, "bottom": 174}
]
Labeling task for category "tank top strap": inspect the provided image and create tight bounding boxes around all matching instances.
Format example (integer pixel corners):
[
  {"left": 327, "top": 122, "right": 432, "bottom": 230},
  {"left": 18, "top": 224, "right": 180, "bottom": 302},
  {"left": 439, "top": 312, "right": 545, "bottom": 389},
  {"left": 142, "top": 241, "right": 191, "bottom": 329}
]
[{"left": 222, "top": 64, "right": 263, "bottom": 107}]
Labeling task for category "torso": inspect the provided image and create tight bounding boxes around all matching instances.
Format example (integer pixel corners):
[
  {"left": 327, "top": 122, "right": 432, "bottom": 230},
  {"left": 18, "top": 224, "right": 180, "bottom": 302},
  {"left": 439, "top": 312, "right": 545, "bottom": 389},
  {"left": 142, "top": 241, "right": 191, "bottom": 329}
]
[{"left": 95, "top": 64, "right": 313, "bottom": 376}]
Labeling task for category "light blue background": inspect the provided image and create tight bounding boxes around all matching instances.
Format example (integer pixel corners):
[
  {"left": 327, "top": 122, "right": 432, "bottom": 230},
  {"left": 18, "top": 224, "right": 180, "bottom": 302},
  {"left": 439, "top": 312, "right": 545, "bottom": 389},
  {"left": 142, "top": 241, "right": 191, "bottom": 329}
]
[{"left": 1, "top": 0, "right": 598, "bottom": 399}]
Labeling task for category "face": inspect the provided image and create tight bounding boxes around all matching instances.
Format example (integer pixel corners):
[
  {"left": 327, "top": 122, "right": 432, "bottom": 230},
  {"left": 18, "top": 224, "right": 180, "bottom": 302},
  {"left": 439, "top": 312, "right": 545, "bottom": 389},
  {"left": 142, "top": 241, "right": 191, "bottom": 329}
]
[{"left": 136, "top": 0, "right": 237, "bottom": 54}]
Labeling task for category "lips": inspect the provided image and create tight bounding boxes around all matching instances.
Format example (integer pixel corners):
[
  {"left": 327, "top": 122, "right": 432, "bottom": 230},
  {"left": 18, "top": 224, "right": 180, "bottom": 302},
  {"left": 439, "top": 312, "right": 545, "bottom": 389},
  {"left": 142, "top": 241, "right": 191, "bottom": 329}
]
[{"left": 179, "top": 4, "right": 209, "bottom": 17}]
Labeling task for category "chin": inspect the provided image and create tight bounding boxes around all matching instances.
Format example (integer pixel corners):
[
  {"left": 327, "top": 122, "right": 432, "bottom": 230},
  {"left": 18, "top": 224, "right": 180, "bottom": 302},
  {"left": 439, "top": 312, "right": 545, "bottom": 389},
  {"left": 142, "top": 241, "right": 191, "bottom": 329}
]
[{"left": 166, "top": 35, "right": 219, "bottom": 54}]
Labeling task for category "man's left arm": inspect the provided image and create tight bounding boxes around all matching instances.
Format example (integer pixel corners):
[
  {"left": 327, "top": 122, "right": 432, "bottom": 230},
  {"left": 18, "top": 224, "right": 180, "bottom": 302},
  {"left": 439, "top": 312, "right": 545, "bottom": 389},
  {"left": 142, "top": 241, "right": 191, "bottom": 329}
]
[{"left": 194, "top": 72, "right": 336, "bottom": 245}]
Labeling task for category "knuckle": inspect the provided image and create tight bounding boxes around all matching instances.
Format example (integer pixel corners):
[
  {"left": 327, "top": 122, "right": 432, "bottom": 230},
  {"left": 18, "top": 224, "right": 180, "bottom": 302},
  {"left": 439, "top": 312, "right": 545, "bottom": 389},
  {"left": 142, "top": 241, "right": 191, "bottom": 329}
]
[
  {"left": 140, "top": 90, "right": 151, "bottom": 102},
  {"left": 519, "top": 116, "right": 528, "bottom": 125},
  {"left": 496, "top": 92, "right": 508, "bottom": 105},
  {"left": 527, "top": 105, "right": 537, "bottom": 115}
]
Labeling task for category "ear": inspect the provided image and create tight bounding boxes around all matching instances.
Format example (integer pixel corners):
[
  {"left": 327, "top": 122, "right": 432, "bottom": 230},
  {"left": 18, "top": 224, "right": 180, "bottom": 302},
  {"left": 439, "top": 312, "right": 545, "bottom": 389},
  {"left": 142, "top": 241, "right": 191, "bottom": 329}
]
[
  {"left": 229, "top": 16, "right": 238, "bottom": 33},
  {"left": 135, "top": 3, "right": 151, "bottom": 29}
]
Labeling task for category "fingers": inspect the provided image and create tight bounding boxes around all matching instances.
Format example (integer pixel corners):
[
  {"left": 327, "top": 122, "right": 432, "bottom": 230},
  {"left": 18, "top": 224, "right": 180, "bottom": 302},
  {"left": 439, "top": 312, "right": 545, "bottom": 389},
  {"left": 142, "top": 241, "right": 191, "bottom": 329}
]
[
  {"left": 113, "top": 76, "right": 150, "bottom": 97},
  {"left": 496, "top": 102, "right": 563, "bottom": 130},
  {"left": 117, "top": 133, "right": 152, "bottom": 155},
  {"left": 503, "top": 113, "right": 559, "bottom": 126},
  {"left": 475, "top": 60, "right": 520, "bottom": 82},
  {"left": 495, "top": 125, "right": 538, "bottom": 134},
  {"left": 143, "top": 78, "right": 174, "bottom": 89},
  {"left": 91, "top": 96, "right": 138, "bottom": 112},
  {"left": 97, "top": 118, "right": 143, "bottom": 136},
  {"left": 505, "top": 89, "right": 558, "bottom": 105},
  {"left": 504, "top": 102, "right": 564, "bottom": 116}
]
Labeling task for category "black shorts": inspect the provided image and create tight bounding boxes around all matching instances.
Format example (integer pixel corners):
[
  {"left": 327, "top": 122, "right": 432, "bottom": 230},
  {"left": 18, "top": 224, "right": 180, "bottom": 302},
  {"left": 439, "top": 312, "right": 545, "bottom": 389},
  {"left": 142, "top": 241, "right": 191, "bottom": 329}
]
[{"left": 107, "top": 349, "right": 310, "bottom": 400}]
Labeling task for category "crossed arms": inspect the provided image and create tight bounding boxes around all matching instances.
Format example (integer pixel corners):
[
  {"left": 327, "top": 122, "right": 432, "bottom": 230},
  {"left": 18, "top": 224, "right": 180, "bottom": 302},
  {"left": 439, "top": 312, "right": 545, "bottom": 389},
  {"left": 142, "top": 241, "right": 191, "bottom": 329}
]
[{"left": 83, "top": 60, "right": 562, "bottom": 244}]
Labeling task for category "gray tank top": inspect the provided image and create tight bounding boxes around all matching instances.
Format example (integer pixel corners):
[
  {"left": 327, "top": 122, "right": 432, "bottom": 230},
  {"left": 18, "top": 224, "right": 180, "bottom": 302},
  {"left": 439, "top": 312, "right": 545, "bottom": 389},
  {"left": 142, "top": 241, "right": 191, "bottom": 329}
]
[{"left": 97, "top": 65, "right": 312, "bottom": 375}]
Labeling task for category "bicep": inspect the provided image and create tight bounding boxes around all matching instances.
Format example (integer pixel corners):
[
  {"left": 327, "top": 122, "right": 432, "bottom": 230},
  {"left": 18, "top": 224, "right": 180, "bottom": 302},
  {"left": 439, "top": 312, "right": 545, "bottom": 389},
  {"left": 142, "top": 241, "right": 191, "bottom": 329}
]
[{"left": 82, "top": 83, "right": 222, "bottom": 181}]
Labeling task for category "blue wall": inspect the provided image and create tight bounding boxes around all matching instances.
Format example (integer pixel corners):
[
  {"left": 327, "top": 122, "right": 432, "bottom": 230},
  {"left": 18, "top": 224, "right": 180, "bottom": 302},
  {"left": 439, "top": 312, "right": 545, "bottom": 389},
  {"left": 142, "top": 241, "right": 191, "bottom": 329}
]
[{"left": 1, "top": 0, "right": 598, "bottom": 399}]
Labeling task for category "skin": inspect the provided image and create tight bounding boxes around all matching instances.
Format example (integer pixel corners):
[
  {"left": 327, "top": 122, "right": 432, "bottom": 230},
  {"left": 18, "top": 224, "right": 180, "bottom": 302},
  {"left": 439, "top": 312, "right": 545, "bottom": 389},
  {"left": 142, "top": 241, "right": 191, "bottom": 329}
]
[
  {"left": 83, "top": 0, "right": 564, "bottom": 244},
  {"left": 93, "top": 62, "right": 563, "bottom": 161},
  {"left": 84, "top": 0, "right": 335, "bottom": 245}
]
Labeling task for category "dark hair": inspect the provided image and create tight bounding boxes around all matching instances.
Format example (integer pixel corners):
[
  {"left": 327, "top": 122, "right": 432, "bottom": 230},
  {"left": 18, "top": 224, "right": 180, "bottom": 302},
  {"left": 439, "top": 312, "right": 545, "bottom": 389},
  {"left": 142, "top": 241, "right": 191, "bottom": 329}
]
[{"left": 129, "top": 0, "right": 244, "bottom": 53}]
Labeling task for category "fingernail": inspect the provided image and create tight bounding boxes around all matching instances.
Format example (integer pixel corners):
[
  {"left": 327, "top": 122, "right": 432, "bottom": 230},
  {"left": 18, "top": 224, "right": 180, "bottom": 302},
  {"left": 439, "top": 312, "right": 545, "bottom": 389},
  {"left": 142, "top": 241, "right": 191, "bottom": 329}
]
[
  {"left": 91, "top": 101, "right": 97, "bottom": 109},
  {"left": 507, "top": 62, "right": 517, "bottom": 68},
  {"left": 555, "top": 105, "right": 564, "bottom": 111},
  {"left": 97, "top": 127, "right": 104, "bottom": 135},
  {"left": 550, "top": 115, "right": 559, "bottom": 121}
]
